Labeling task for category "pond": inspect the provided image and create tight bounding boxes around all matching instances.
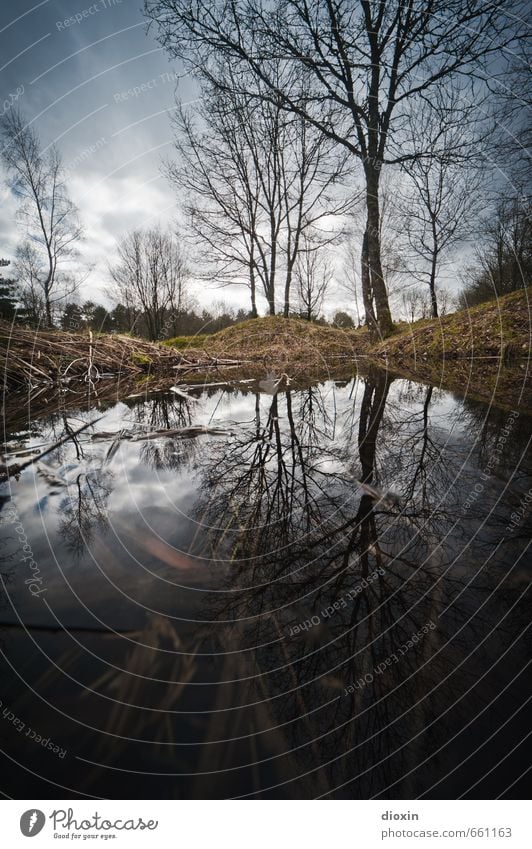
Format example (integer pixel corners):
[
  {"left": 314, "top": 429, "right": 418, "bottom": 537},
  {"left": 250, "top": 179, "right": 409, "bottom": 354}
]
[{"left": 1, "top": 367, "right": 531, "bottom": 799}]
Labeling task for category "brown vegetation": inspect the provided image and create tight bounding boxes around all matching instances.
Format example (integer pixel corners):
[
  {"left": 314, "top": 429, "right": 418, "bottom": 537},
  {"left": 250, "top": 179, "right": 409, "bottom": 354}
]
[
  {"left": 0, "top": 323, "right": 182, "bottom": 388},
  {"left": 371, "top": 288, "right": 531, "bottom": 364},
  {"left": 1, "top": 290, "right": 530, "bottom": 414}
]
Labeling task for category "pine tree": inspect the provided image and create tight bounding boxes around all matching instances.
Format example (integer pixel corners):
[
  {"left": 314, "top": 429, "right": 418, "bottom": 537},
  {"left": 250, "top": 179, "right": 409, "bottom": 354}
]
[{"left": 0, "top": 258, "right": 19, "bottom": 320}]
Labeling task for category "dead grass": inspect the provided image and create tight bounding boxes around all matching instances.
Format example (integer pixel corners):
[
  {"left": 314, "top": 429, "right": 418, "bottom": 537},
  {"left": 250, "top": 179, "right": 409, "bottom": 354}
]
[
  {"left": 2, "top": 291, "right": 530, "bottom": 410},
  {"left": 0, "top": 323, "right": 182, "bottom": 388},
  {"left": 370, "top": 287, "right": 531, "bottom": 364},
  {"left": 198, "top": 315, "right": 369, "bottom": 366}
]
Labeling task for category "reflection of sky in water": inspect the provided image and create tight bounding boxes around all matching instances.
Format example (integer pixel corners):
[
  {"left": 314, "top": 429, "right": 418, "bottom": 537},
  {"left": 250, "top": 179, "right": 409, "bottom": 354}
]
[
  {"left": 0, "top": 375, "right": 530, "bottom": 799},
  {"left": 2, "top": 379, "right": 529, "bottom": 624}
]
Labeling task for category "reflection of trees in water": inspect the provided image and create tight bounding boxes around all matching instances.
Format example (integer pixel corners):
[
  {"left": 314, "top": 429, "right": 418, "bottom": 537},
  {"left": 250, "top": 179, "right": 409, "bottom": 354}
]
[
  {"left": 171, "top": 369, "right": 531, "bottom": 798},
  {"left": 58, "top": 470, "right": 114, "bottom": 556},
  {"left": 450, "top": 396, "right": 532, "bottom": 557},
  {"left": 44, "top": 394, "right": 197, "bottom": 555},
  {"left": 128, "top": 393, "right": 194, "bottom": 471},
  {"left": 0, "top": 496, "right": 18, "bottom": 637},
  {"left": 459, "top": 395, "right": 532, "bottom": 481},
  {"left": 3, "top": 377, "right": 529, "bottom": 798}
]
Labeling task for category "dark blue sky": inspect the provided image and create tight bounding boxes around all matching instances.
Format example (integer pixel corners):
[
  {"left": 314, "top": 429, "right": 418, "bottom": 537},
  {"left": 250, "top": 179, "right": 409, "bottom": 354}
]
[{"left": 0, "top": 0, "right": 201, "bottom": 305}]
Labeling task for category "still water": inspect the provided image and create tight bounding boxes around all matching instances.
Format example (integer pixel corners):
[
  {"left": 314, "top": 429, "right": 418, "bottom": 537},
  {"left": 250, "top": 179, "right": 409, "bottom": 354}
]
[{"left": 1, "top": 368, "right": 531, "bottom": 798}]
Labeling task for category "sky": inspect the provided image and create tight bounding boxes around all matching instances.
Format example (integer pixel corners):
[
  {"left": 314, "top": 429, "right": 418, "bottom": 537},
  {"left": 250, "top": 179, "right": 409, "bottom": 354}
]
[
  {"left": 0, "top": 1, "right": 525, "bottom": 320},
  {"left": 0, "top": 0, "right": 216, "bottom": 311}
]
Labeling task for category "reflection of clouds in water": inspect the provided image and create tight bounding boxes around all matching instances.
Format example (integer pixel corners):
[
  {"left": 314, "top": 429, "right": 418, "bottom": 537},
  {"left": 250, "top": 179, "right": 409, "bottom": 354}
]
[{"left": 0, "top": 373, "right": 531, "bottom": 798}]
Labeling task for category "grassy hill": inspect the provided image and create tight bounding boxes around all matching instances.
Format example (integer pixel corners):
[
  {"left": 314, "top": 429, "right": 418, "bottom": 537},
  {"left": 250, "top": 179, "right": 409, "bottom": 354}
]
[
  {"left": 2, "top": 289, "right": 530, "bottom": 408},
  {"left": 371, "top": 287, "right": 530, "bottom": 364},
  {"left": 367, "top": 288, "right": 531, "bottom": 411},
  {"left": 163, "top": 315, "right": 371, "bottom": 376},
  {"left": 167, "top": 288, "right": 530, "bottom": 366},
  {"left": 164, "top": 289, "right": 531, "bottom": 408},
  {"left": 189, "top": 315, "right": 368, "bottom": 363}
]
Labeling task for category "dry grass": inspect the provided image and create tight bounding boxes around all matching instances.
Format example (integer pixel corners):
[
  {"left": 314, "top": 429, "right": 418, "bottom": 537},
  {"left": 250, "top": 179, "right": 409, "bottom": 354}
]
[
  {"left": 2, "top": 291, "right": 530, "bottom": 406},
  {"left": 370, "top": 287, "right": 531, "bottom": 364},
  {"left": 0, "top": 322, "right": 184, "bottom": 388},
  {"left": 201, "top": 315, "right": 369, "bottom": 365}
]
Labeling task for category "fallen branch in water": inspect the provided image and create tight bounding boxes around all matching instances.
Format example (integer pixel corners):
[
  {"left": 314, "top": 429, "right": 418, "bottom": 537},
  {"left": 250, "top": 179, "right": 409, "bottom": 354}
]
[
  {"left": 169, "top": 385, "right": 197, "bottom": 401},
  {"left": 91, "top": 424, "right": 233, "bottom": 444},
  {"left": 134, "top": 425, "right": 233, "bottom": 440},
  {"left": 171, "top": 355, "right": 248, "bottom": 375},
  {"left": 0, "top": 417, "right": 102, "bottom": 483},
  {"left": 183, "top": 378, "right": 257, "bottom": 390}
]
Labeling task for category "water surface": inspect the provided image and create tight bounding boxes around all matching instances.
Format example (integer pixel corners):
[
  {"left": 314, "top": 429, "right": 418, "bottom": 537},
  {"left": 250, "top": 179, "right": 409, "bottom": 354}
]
[{"left": 1, "top": 368, "right": 531, "bottom": 798}]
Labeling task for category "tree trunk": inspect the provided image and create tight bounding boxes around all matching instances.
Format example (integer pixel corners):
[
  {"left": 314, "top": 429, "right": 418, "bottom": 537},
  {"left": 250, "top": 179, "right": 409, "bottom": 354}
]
[
  {"left": 250, "top": 263, "right": 258, "bottom": 318},
  {"left": 358, "top": 367, "right": 392, "bottom": 483},
  {"left": 43, "top": 278, "right": 53, "bottom": 328},
  {"left": 45, "top": 298, "right": 53, "bottom": 328},
  {"left": 356, "top": 367, "right": 393, "bottom": 576},
  {"left": 42, "top": 268, "right": 54, "bottom": 328},
  {"left": 361, "top": 229, "right": 377, "bottom": 335},
  {"left": 283, "top": 267, "right": 292, "bottom": 318},
  {"left": 365, "top": 167, "right": 394, "bottom": 337},
  {"left": 429, "top": 254, "right": 439, "bottom": 318}
]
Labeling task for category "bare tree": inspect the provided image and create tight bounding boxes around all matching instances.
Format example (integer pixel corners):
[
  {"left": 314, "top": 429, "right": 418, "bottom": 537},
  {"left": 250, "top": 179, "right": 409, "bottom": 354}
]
[
  {"left": 341, "top": 173, "right": 407, "bottom": 325},
  {"left": 110, "top": 227, "right": 189, "bottom": 340},
  {"left": 398, "top": 98, "right": 486, "bottom": 318},
  {"left": 491, "top": 39, "right": 532, "bottom": 186},
  {"left": 401, "top": 160, "right": 484, "bottom": 318},
  {"left": 14, "top": 239, "right": 79, "bottom": 326},
  {"left": 13, "top": 242, "right": 45, "bottom": 324},
  {"left": 340, "top": 239, "right": 364, "bottom": 327},
  {"left": 146, "top": 0, "right": 524, "bottom": 337},
  {"left": 0, "top": 109, "right": 82, "bottom": 327},
  {"left": 169, "top": 90, "right": 262, "bottom": 316},
  {"left": 169, "top": 66, "right": 352, "bottom": 316},
  {"left": 437, "top": 286, "right": 453, "bottom": 317},
  {"left": 295, "top": 234, "right": 333, "bottom": 321},
  {"left": 401, "top": 286, "right": 431, "bottom": 323},
  {"left": 458, "top": 191, "right": 532, "bottom": 306}
]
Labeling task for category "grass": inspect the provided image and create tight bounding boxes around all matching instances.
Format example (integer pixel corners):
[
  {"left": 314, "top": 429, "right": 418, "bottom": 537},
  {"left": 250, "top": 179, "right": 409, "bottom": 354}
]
[
  {"left": 366, "top": 288, "right": 532, "bottom": 412},
  {"left": 191, "top": 315, "right": 369, "bottom": 364},
  {"left": 159, "top": 289, "right": 530, "bottom": 367},
  {"left": 153, "top": 291, "right": 530, "bottom": 409},
  {"left": 161, "top": 333, "right": 211, "bottom": 349},
  {"left": 3, "top": 289, "right": 530, "bottom": 411},
  {"left": 130, "top": 351, "right": 153, "bottom": 366},
  {"left": 370, "top": 287, "right": 531, "bottom": 363}
]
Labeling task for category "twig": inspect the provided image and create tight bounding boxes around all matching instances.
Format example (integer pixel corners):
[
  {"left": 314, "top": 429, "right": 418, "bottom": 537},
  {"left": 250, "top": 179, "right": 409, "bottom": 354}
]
[{"left": 0, "top": 417, "right": 103, "bottom": 482}]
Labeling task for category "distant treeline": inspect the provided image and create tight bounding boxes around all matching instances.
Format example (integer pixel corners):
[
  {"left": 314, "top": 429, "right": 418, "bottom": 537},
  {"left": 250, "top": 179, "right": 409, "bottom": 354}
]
[
  {"left": 57, "top": 302, "right": 349, "bottom": 338},
  {"left": 59, "top": 302, "right": 257, "bottom": 338},
  {"left": 0, "top": 270, "right": 359, "bottom": 337}
]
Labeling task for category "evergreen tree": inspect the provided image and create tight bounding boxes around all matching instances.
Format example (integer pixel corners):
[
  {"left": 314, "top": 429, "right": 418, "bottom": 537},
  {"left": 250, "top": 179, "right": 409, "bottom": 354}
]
[
  {"left": 0, "top": 258, "right": 19, "bottom": 321},
  {"left": 60, "top": 302, "right": 84, "bottom": 332}
]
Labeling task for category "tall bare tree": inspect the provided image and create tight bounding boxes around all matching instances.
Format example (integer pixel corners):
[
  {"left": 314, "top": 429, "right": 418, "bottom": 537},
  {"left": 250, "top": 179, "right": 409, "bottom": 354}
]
[
  {"left": 0, "top": 109, "right": 82, "bottom": 327},
  {"left": 397, "top": 94, "right": 486, "bottom": 317},
  {"left": 146, "top": 0, "right": 523, "bottom": 336},
  {"left": 110, "top": 227, "right": 189, "bottom": 340},
  {"left": 342, "top": 172, "right": 406, "bottom": 325},
  {"left": 295, "top": 233, "right": 333, "bottom": 321},
  {"left": 402, "top": 160, "right": 484, "bottom": 318},
  {"left": 169, "top": 66, "right": 352, "bottom": 316}
]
